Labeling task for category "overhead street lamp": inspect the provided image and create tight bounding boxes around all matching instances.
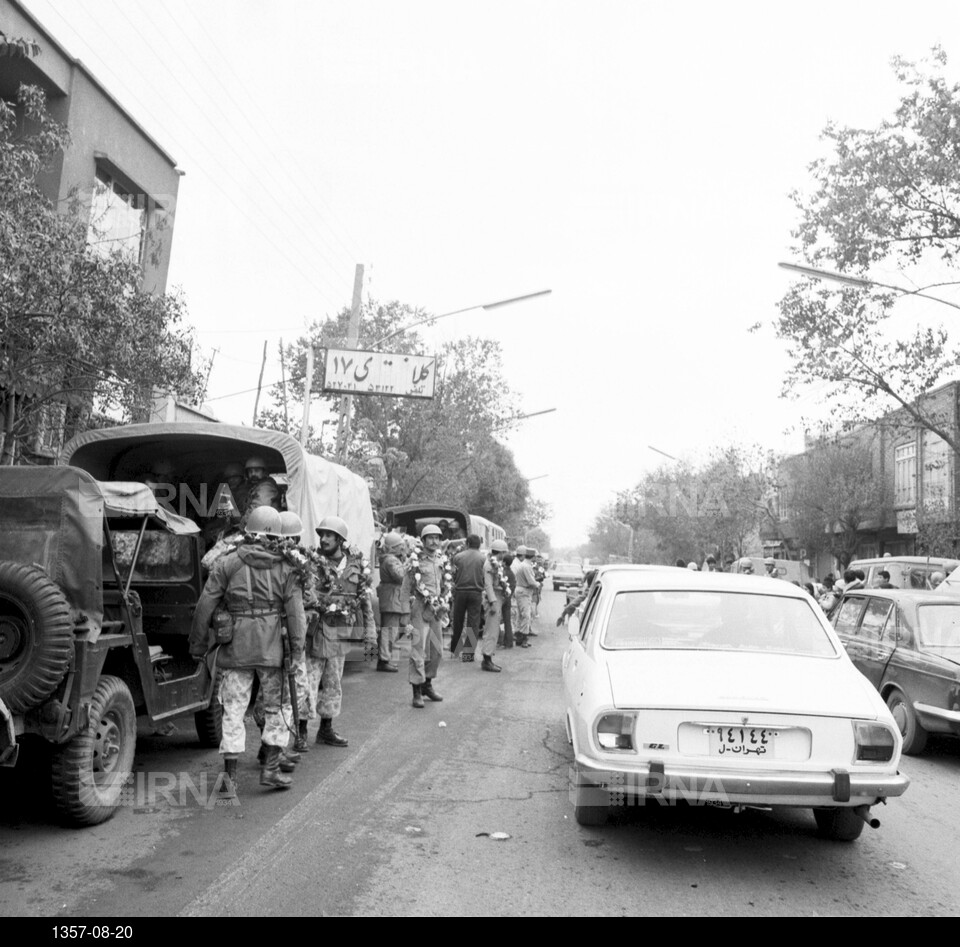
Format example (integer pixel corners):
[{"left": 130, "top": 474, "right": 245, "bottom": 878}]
[
  {"left": 371, "top": 289, "right": 553, "bottom": 349},
  {"left": 778, "top": 261, "right": 960, "bottom": 313}
]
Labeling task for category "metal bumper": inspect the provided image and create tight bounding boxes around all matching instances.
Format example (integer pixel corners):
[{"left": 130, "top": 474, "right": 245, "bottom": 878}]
[{"left": 574, "top": 756, "right": 910, "bottom": 806}]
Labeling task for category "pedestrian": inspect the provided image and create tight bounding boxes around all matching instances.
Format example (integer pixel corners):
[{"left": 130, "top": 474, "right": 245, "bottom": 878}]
[
  {"left": 501, "top": 552, "right": 517, "bottom": 647},
  {"left": 376, "top": 532, "right": 409, "bottom": 672},
  {"left": 875, "top": 569, "right": 896, "bottom": 589},
  {"left": 407, "top": 524, "right": 453, "bottom": 708},
  {"left": 527, "top": 548, "right": 546, "bottom": 617},
  {"left": 189, "top": 506, "right": 306, "bottom": 796},
  {"left": 480, "top": 539, "right": 511, "bottom": 672},
  {"left": 703, "top": 555, "right": 719, "bottom": 572},
  {"left": 450, "top": 533, "right": 486, "bottom": 661},
  {"left": 513, "top": 544, "right": 539, "bottom": 646},
  {"left": 309, "top": 515, "right": 375, "bottom": 747}
]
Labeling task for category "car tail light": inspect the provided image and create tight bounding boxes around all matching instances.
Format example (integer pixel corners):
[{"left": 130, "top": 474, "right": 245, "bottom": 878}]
[
  {"left": 853, "top": 722, "right": 896, "bottom": 762},
  {"left": 596, "top": 713, "right": 636, "bottom": 750}
]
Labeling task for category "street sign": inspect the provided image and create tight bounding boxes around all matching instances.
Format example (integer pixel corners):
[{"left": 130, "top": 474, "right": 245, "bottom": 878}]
[{"left": 321, "top": 348, "right": 437, "bottom": 399}]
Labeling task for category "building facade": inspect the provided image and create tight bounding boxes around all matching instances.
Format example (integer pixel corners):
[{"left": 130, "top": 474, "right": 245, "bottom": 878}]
[
  {"left": 0, "top": 0, "right": 181, "bottom": 294},
  {"left": 765, "top": 380, "right": 960, "bottom": 576}
]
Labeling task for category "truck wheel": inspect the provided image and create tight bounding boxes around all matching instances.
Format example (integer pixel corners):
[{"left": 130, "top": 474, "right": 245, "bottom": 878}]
[
  {"left": 50, "top": 676, "right": 136, "bottom": 826},
  {"left": 0, "top": 561, "right": 74, "bottom": 713},
  {"left": 194, "top": 671, "right": 223, "bottom": 748}
]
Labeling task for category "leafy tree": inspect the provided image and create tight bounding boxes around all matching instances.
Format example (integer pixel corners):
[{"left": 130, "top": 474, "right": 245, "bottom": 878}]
[
  {"left": 0, "top": 82, "right": 204, "bottom": 464},
  {"left": 261, "top": 301, "right": 534, "bottom": 523},
  {"left": 778, "top": 438, "right": 887, "bottom": 569},
  {"left": 773, "top": 48, "right": 960, "bottom": 450}
]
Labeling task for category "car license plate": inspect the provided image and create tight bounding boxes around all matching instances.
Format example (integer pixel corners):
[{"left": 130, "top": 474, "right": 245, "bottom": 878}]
[{"left": 708, "top": 725, "right": 779, "bottom": 758}]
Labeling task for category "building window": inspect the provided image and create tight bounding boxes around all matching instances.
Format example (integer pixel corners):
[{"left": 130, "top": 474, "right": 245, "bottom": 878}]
[
  {"left": 922, "top": 432, "right": 952, "bottom": 514},
  {"left": 88, "top": 167, "right": 148, "bottom": 263},
  {"left": 894, "top": 442, "right": 917, "bottom": 506}
]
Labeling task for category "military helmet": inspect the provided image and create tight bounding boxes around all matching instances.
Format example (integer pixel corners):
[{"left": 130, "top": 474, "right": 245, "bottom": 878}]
[
  {"left": 316, "top": 515, "right": 349, "bottom": 542},
  {"left": 245, "top": 506, "right": 283, "bottom": 538},
  {"left": 764, "top": 556, "right": 776, "bottom": 566},
  {"left": 421, "top": 524, "right": 443, "bottom": 538},
  {"left": 491, "top": 539, "right": 509, "bottom": 553},
  {"left": 245, "top": 455, "right": 268, "bottom": 471},
  {"left": 279, "top": 511, "right": 304, "bottom": 538},
  {"left": 382, "top": 531, "right": 406, "bottom": 554},
  {"left": 515, "top": 545, "right": 527, "bottom": 557},
  {"left": 223, "top": 461, "right": 244, "bottom": 479},
  {"left": 738, "top": 557, "right": 755, "bottom": 572}
]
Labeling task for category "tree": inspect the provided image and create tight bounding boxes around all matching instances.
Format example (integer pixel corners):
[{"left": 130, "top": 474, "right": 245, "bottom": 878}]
[
  {"left": 0, "top": 83, "right": 204, "bottom": 463},
  {"left": 779, "top": 439, "right": 887, "bottom": 569},
  {"left": 260, "top": 301, "right": 535, "bottom": 523},
  {"left": 773, "top": 49, "right": 960, "bottom": 449}
]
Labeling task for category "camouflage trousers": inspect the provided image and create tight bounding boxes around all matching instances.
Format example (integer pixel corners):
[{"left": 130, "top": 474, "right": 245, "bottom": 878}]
[
  {"left": 220, "top": 667, "right": 286, "bottom": 756},
  {"left": 409, "top": 598, "right": 443, "bottom": 684},
  {"left": 304, "top": 653, "right": 345, "bottom": 719}
]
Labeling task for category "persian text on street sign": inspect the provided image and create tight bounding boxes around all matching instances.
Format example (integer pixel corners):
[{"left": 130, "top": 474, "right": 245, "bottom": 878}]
[{"left": 322, "top": 348, "right": 436, "bottom": 399}]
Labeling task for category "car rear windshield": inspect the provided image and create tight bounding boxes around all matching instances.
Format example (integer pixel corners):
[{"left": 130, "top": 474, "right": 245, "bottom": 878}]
[
  {"left": 602, "top": 590, "right": 837, "bottom": 657},
  {"left": 917, "top": 604, "right": 960, "bottom": 651}
]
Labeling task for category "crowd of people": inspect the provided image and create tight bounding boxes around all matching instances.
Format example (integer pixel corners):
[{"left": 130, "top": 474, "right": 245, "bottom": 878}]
[{"left": 187, "top": 474, "right": 549, "bottom": 799}]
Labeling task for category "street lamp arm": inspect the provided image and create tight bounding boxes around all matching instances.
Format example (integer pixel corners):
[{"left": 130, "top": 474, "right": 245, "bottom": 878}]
[
  {"left": 778, "top": 261, "right": 960, "bottom": 312},
  {"left": 370, "top": 289, "right": 552, "bottom": 349}
]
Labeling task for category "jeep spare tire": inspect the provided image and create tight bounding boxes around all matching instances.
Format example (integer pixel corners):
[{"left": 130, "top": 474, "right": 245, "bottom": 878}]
[{"left": 0, "top": 561, "right": 74, "bottom": 712}]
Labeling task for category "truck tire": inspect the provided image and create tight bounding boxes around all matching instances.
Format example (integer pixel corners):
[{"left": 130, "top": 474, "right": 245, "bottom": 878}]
[
  {"left": 0, "top": 561, "right": 74, "bottom": 713},
  {"left": 194, "top": 671, "right": 223, "bottom": 748},
  {"left": 50, "top": 675, "right": 136, "bottom": 826}
]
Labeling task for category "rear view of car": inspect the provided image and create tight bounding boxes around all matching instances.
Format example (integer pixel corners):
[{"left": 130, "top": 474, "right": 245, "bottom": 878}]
[
  {"left": 552, "top": 562, "right": 583, "bottom": 592},
  {"left": 561, "top": 570, "right": 909, "bottom": 841}
]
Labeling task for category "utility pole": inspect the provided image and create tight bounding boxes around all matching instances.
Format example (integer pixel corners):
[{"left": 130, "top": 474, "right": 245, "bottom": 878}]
[
  {"left": 278, "top": 338, "right": 290, "bottom": 432},
  {"left": 300, "top": 346, "right": 313, "bottom": 447},
  {"left": 335, "top": 264, "right": 364, "bottom": 463},
  {"left": 252, "top": 339, "right": 267, "bottom": 427}
]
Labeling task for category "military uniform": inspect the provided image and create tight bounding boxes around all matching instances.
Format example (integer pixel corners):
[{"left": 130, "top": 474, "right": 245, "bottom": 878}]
[
  {"left": 376, "top": 548, "right": 410, "bottom": 667},
  {"left": 482, "top": 554, "right": 510, "bottom": 660},
  {"left": 307, "top": 549, "right": 375, "bottom": 720},
  {"left": 408, "top": 548, "right": 448, "bottom": 684},
  {"left": 189, "top": 543, "right": 306, "bottom": 757}
]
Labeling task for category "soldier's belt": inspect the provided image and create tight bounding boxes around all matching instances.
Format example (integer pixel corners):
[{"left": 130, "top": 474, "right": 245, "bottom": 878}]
[{"left": 228, "top": 607, "right": 283, "bottom": 618}]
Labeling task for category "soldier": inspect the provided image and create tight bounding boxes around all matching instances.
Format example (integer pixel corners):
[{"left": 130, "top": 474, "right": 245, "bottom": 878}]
[
  {"left": 189, "top": 506, "right": 307, "bottom": 795},
  {"left": 407, "top": 524, "right": 452, "bottom": 708},
  {"left": 241, "top": 455, "right": 280, "bottom": 519},
  {"left": 308, "top": 515, "right": 375, "bottom": 747},
  {"left": 376, "top": 532, "right": 409, "bottom": 672},
  {"left": 480, "top": 539, "right": 511, "bottom": 672},
  {"left": 512, "top": 544, "right": 538, "bottom": 647}
]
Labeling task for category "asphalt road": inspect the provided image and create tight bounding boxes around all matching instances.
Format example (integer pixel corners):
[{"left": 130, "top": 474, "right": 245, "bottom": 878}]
[{"left": 1, "top": 588, "right": 958, "bottom": 917}]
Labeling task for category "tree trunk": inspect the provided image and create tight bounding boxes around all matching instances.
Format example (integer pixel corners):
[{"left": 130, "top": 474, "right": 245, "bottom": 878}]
[{"left": 1, "top": 391, "right": 17, "bottom": 465}]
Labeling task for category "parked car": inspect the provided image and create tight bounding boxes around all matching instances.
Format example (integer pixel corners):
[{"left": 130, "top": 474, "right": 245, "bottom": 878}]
[
  {"left": 849, "top": 556, "right": 959, "bottom": 591},
  {"left": 552, "top": 562, "right": 584, "bottom": 592},
  {"left": 830, "top": 588, "right": 960, "bottom": 755},
  {"left": 561, "top": 569, "right": 909, "bottom": 840}
]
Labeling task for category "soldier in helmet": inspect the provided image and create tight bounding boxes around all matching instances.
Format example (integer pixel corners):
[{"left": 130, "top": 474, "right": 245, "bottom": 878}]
[
  {"left": 308, "top": 515, "right": 375, "bottom": 747},
  {"left": 407, "top": 524, "right": 452, "bottom": 708},
  {"left": 241, "top": 455, "right": 281, "bottom": 520},
  {"left": 480, "top": 539, "right": 511, "bottom": 672},
  {"left": 376, "top": 532, "right": 410, "bottom": 672},
  {"left": 189, "top": 506, "right": 307, "bottom": 796}
]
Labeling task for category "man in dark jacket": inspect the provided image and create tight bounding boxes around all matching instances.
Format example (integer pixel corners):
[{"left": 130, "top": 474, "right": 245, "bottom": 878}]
[
  {"left": 190, "top": 506, "right": 306, "bottom": 795},
  {"left": 450, "top": 533, "right": 486, "bottom": 660}
]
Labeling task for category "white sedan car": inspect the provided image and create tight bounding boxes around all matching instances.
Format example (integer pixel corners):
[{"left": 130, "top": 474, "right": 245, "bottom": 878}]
[{"left": 561, "top": 569, "right": 909, "bottom": 840}]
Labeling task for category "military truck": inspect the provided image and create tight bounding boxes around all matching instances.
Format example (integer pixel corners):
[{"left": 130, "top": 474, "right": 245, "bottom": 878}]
[
  {"left": 0, "top": 421, "right": 376, "bottom": 825},
  {"left": 0, "top": 466, "right": 219, "bottom": 825}
]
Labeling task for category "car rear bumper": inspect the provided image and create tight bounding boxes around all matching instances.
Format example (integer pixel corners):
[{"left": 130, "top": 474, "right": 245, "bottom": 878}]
[{"left": 573, "top": 755, "right": 910, "bottom": 807}]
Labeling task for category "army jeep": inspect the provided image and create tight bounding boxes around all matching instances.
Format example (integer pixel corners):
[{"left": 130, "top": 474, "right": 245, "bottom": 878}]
[{"left": 0, "top": 466, "right": 219, "bottom": 825}]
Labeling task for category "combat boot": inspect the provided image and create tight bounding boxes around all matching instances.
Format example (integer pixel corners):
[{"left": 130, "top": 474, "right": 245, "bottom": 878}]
[
  {"left": 412, "top": 684, "right": 425, "bottom": 708},
  {"left": 481, "top": 655, "right": 502, "bottom": 673},
  {"left": 279, "top": 749, "right": 298, "bottom": 773},
  {"left": 421, "top": 679, "right": 443, "bottom": 702},
  {"left": 260, "top": 745, "right": 292, "bottom": 789},
  {"left": 294, "top": 719, "right": 310, "bottom": 753},
  {"left": 376, "top": 659, "right": 399, "bottom": 673},
  {"left": 319, "top": 717, "right": 349, "bottom": 747},
  {"left": 219, "top": 756, "right": 239, "bottom": 799}
]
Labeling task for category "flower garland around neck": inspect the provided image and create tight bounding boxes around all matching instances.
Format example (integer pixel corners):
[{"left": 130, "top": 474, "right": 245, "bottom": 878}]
[
  {"left": 311, "top": 543, "right": 372, "bottom": 623},
  {"left": 488, "top": 553, "right": 512, "bottom": 599},
  {"left": 407, "top": 539, "right": 454, "bottom": 626}
]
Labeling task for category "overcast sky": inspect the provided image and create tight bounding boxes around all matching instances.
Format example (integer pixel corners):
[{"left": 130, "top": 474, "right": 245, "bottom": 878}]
[{"left": 19, "top": 0, "right": 960, "bottom": 547}]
